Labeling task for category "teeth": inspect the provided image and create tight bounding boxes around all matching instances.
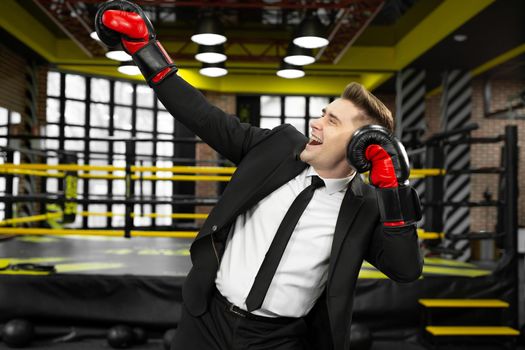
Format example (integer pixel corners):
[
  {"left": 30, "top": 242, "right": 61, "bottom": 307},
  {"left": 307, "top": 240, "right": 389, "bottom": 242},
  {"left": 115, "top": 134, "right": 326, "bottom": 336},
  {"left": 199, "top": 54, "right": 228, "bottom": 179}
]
[{"left": 310, "top": 134, "right": 323, "bottom": 144}]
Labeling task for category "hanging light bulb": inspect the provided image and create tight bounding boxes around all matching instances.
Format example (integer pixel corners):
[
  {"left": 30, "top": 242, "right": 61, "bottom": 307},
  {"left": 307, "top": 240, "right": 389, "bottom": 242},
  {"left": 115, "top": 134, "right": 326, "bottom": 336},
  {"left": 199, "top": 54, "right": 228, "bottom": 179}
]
[
  {"left": 276, "top": 61, "right": 305, "bottom": 79},
  {"left": 293, "top": 12, "right": 329, "bottom": 49},
  {"left": 284, "top": 44, "right": 315, "bottom": 66},
  {"left": 200, "top": 62, "right": 228, "bottom": 77},
  {"left": 118, "top": 61, "right": 141, "bottom": 76},
  {"left": 191, "top": 14, "right": 227, "bottom": 46},
  {"left": 195, "top": 44, "right": 227, "bottom": 64},
  {"left": 106, "top": 49, "right": 132, "bottom": 62}
]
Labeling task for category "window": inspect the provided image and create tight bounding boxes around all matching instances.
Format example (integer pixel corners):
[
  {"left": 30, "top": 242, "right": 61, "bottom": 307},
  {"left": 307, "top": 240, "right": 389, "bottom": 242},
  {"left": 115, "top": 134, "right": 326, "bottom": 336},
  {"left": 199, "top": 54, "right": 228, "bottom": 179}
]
[
  {"left": 44, "top": 71, "right": 180, "bottom": 229},
  {"left": 90, "top": 78, "right": 110, "bottom": 102},
  {"left": 47, "top": 72, "right": 61, "bottom": 97},
  {"left": 0, "top": 107, "right": 24, "bottom": 220}
]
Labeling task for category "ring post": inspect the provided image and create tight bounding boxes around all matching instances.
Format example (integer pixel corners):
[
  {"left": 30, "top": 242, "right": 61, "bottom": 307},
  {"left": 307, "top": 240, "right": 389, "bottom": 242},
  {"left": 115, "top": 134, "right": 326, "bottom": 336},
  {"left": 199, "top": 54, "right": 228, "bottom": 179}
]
[
  {"left": 504, "top": 125, "right": 519, "bottom": 329},
  {"left": 124, "top": 140, "right": 135, "bottom": 238},
  {"left": 423, "top": 141, "right": 445, "bottom": 247},
  {"left": 62, "top": 153, "right": 78, "bottom": 224},
  {"left": 4, "top": 150, "right": 14, "bottom": 221}
]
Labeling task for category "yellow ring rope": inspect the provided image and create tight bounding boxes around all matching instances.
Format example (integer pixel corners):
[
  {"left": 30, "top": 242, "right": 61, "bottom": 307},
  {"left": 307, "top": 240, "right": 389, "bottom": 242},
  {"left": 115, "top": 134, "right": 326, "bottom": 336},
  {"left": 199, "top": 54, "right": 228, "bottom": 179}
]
[
  {"left": 0, "top": 227, "right": 198, "bottom": 239},
  {"left": 0, "top": 163, "right": 236, "bottom": 174}
]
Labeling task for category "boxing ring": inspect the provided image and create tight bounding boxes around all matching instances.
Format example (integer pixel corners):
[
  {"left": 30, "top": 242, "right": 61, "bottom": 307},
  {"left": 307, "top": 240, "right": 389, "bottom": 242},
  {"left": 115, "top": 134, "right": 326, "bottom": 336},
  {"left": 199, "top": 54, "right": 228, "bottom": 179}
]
[{"left": 0, "top": 125, "right": 519, "bottom": 347}]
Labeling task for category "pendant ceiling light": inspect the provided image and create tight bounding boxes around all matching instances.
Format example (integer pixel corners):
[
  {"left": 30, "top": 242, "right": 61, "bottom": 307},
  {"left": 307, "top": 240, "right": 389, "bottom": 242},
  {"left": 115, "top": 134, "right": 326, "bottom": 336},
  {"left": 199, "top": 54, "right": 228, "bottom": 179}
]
[
  {"left": 284, "top": 44, "right": 315, "bottom": 66},
  {"left": 191, "top": 14, "right": 227, "bottom": 46},
  {"left": 118, "top": 61, "right": 141, "bottom": 76},
  {"left": 195, "top": 44, "right": 227, "bottom": 64},
  {"left": 106, "top": 49, "right": 132, "bottom": 62},
  {"left": 293, "top": 13, "right": 329, "bottom": 49},
  {"left": 200, "top": 62, "right": 228, "bottom": 77},
  {"left": 276, "top": 61, "right": 305, "bottom": 79}
]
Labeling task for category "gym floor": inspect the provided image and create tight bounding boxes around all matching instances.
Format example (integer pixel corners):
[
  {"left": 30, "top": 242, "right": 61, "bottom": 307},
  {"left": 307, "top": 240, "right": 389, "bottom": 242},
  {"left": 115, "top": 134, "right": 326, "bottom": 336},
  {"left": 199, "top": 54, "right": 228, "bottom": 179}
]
[
  {"left": 1, "top": 234, "right": 516, "bottom": 350},
  {"left": 0, "top": 235, "right": 192, "bottom": 276}
]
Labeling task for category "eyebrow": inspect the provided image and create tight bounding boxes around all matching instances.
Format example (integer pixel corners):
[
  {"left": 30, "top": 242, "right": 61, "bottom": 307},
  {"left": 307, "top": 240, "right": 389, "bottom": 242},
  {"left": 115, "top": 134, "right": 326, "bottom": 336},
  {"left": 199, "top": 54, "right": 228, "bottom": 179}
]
[{"left": 322, "top": 108, "right": 341, "bottom": 124}]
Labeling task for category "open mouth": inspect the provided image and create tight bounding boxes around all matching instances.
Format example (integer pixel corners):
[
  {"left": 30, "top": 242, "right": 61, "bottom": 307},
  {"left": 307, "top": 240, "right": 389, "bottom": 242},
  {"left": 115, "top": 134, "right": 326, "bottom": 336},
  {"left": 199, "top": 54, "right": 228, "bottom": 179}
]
[{"left": 309, "top": 134, "right": 323, "bottom": 146}]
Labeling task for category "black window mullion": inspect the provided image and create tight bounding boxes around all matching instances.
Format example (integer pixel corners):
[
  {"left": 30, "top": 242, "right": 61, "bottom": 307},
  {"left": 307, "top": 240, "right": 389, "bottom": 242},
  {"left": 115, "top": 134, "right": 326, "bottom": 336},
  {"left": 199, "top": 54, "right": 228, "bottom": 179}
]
[
  {"left": 152, "top": 95, "right": 159, "bottom": 228},
  {"left": 171, "top": 104, "right": 177, "bottom": 229},
  {"left": 280, "top": 96, "right": 285, "bottom": 125},
  {"left": 5, "top": 110, "right": 13, "bottom": 219},
  {"left": 107, "top": 80, "right": 115, "bottom": 228},
  {"left": 57, "top": 73, "right": 66, "bottom": 195},
  {"left": 131, "top": 84, "right": 138, "bottom": 226},
  {"left": 83, "top": 77, "right": 91, "bottom": 228}
]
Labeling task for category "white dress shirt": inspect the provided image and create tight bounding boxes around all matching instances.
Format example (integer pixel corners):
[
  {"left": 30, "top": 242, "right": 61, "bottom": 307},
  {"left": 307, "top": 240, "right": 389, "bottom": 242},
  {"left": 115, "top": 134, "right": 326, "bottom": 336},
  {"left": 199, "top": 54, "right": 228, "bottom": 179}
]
[{"left": 215, "top": 167, "right": 355, "bottom": 317}]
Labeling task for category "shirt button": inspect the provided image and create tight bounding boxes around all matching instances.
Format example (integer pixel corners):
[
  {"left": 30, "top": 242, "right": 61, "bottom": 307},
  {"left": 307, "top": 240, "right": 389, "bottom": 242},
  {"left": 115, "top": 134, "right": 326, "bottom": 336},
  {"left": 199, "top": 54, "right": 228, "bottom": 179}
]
[{"left": 212, "top": 225, "right": 218, "bottom": 232}]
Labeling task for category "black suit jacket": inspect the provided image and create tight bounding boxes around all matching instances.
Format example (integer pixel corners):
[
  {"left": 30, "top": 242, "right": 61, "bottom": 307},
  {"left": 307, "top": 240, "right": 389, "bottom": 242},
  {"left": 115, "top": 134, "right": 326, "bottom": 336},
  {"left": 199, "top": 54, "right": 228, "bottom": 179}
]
[{"left": 153, "top": 75, "right": 423, "bottom": 350}]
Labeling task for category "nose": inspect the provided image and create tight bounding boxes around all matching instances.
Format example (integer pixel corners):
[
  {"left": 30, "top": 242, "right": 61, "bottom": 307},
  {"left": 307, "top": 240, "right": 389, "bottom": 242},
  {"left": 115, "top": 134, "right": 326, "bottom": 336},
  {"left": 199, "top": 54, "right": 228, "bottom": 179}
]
[{"left": 310, "top": 117, "right": 322, "bottom": 131}]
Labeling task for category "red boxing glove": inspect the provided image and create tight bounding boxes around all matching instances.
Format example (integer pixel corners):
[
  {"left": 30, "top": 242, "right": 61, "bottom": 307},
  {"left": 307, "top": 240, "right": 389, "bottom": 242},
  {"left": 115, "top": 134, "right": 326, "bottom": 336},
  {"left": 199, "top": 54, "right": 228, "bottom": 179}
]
[
  {"left": 347, "top": 125, "right": 421, "bottom": 227},
  {"left": 95, "top": 0, "right": 176, "bottom": 84},
  {"left": 102, "top": 10, "right": 150, "bottom": 55},
  {"left": 365, "top": 144, "right": 400, "bottom": 189}
]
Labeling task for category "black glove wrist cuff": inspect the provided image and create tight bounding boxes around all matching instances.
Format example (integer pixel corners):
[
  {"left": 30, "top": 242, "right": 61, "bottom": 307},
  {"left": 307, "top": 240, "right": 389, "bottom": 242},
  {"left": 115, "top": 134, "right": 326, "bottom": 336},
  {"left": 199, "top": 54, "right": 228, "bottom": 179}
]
[
  {"left": 132, "top": 40, "right": 177, "bottom": 84},
  {"left": 376, "top": 185, "right": 422, "bottom": 223}
]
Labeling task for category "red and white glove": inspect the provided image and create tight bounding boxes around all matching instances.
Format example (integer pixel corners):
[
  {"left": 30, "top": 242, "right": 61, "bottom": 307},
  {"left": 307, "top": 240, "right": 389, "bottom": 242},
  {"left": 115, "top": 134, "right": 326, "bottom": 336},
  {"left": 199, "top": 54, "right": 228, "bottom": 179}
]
[
  {"left": 347, "top": 125, "right": 421, "bottom": 227},
  {"left": 95, "top": 0, "right": 177, "bottom": 84}
]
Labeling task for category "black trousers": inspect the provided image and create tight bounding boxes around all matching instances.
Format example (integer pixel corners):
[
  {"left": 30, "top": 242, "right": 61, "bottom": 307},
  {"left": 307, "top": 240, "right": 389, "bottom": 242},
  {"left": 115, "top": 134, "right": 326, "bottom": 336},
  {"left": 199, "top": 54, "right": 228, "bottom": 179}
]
[{"left": 171, "top": 290, "right": 308, "bottom": 350}]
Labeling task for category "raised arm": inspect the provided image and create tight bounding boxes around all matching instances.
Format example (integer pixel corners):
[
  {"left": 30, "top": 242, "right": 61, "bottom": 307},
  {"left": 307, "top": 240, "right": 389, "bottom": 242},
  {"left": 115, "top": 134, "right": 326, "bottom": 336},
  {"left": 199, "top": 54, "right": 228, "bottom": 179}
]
[
  {"left": 95, "top": 0, "right": 270, "bottom": 164},
  {"left": 348, "top": 125, "right": 423, "bottom": 281}
]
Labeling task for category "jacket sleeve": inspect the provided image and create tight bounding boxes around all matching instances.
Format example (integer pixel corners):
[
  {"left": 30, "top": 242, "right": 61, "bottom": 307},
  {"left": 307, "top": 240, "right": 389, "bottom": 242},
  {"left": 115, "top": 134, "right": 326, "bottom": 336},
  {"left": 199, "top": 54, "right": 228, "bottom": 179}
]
[
  {"left": 364, "top": 222, "right": 423, "bottom": 282},
  {"left": 152, "top": 73, "right": 272, "bottom": 165}
]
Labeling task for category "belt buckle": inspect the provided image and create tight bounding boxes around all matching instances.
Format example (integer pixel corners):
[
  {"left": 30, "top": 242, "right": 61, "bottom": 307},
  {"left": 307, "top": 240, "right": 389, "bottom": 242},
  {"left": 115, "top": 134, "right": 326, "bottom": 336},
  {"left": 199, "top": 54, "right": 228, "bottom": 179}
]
[{"left": 228, "top": 304, "right": 246, "bottom": 318}]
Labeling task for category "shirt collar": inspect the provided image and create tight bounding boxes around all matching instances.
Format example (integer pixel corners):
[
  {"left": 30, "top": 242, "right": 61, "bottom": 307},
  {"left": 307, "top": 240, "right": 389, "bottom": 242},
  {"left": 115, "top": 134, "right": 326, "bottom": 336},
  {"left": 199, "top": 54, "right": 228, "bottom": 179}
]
[{"left": 306, "top": 167, "right": 355, "bottom": 195}]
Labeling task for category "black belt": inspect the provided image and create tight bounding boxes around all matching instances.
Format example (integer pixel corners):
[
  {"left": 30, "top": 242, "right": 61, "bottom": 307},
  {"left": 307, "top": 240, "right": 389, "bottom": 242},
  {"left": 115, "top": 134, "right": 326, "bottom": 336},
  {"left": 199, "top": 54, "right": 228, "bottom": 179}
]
[{"left": 213, "top": 290, "right": 298, "bottom": 325}]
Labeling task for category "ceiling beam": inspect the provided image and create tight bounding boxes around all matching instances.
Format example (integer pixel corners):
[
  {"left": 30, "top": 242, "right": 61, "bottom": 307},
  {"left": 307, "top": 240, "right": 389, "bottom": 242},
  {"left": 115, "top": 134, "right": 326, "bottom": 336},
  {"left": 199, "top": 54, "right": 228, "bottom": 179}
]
[
  {"left": 427, "top": 43, "right": 525, "bottom": 97},
  {"left": 472, "top": 43, "right": 525, "bottom": 77},
  {"left": 315, "top": 0, "right": 384, "bottom": 63},
  {"left": 33, "top": 0, "right": 106, "bottom": 57},
  {"left": 0, "top": 0, "right": 58, "bottom": 62},
  {"left": 0, "top": 0, "right": 498, "bottom": 94}
]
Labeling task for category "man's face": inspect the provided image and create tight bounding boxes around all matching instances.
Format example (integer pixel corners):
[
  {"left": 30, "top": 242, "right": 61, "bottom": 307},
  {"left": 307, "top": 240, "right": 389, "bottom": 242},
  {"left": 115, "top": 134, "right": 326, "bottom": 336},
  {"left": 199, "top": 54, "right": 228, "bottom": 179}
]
[{"left": 300, "top": 98, "right": 364, "bottom": 178}]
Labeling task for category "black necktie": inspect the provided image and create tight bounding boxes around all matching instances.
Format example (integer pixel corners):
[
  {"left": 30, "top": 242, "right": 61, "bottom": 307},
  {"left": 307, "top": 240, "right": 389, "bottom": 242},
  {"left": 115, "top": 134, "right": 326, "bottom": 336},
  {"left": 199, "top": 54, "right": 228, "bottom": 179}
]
[{"left": 245, "top": 175, "right": 325, "bottom": 312}]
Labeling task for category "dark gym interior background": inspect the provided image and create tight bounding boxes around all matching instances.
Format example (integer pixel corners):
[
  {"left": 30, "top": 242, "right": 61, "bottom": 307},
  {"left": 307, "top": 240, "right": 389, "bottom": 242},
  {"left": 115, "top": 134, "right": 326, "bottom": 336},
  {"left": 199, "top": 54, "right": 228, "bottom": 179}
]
[{"left": 0, "top": 0, "right": 524, "bottom": 349}]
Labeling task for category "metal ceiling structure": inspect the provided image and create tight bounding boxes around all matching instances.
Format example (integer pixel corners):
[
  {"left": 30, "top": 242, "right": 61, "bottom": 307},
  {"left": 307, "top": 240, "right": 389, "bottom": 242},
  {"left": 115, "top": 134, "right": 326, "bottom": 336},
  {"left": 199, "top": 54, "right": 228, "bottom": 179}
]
[
  {"left": 1, "top": 0, "right": 523, "bottom": 95},
  {"left": 31, "top": 0, "right": 386, "bottom": 64}
]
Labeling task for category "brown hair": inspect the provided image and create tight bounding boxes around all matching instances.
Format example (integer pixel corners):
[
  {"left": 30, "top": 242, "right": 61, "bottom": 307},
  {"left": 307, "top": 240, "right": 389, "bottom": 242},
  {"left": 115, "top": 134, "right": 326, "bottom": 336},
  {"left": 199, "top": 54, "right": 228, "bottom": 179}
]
[{"left": 341, "top": 82, "right": 394, "bottom": 132}]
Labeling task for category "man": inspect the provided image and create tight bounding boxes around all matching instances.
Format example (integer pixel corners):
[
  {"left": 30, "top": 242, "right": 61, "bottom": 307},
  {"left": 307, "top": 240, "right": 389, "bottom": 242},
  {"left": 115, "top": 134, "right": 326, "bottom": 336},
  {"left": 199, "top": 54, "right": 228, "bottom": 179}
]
[{"left": 95, "top": 2, "right": 423, "bottom": 349}]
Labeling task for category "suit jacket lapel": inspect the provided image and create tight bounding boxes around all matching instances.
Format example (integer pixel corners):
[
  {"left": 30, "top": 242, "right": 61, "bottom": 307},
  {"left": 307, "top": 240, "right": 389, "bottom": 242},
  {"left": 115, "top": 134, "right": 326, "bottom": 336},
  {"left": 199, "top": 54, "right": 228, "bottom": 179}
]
[
  {"left": 327, "top": 175, "right": 365, "bottom": 283},
  {"left": 242, "top": 140, "right": 309, "bottom": 214},
  {"left": 238, "top": 156, "right": 307, "bottom": 220},
  {"left": 199, "top": 153, "right": 308, "bottom": 241}
]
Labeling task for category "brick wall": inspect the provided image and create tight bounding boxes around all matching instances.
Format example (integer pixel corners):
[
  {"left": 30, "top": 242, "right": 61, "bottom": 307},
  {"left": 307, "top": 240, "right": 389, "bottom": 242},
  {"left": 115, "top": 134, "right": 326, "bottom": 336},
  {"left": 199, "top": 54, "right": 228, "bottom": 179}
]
[
  {"left": 0, "top": 42, "right": 48, "bottom": 130},
  {"left": 424, "top": 93, "right": 441, "bottom": 136},
  {"left": 469, "top": 79, "right": 525, "bottom": 229},
  {"left": 36, "top": 67, "right": 48, "bottom": 125},
  {"left": 423, "top": 78, "right": 525, "bottom": 232},
  {"left": 0, "top": 43, "right": 27, "bottom": 114},
  {"left": 0, "top": 41, "right": 48, "bottom": 218}
]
